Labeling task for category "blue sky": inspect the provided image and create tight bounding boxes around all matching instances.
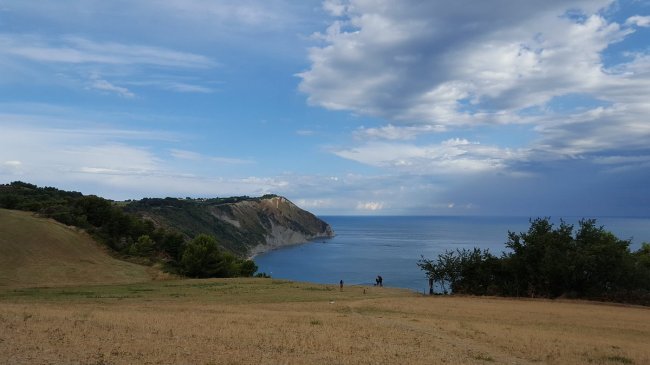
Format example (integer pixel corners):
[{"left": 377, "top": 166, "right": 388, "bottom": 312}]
[{"left": 1, "top": 0, "right": 649, "bottom": 216}]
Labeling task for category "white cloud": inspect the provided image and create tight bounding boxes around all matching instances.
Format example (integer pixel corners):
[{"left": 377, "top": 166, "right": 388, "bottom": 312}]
[
  {"left": 294, "top": 198, "right": 334, "bottom": 209},
  {"left": 89, "top": 79, "right": 134, "bottom": 98},
  {"left": 160, "top": 0, "right": 287, "bottom": 27},
  {"left": 170, "top": 149, "right": 254, "bottom": 165},
  {"left": 1, "top": 160, "right": 23, "bottom": 175},
  {"left": 322, "top": 0, "right": 348, "bottom": 16},
  {"left": 300, "top": 0, "right": 650, "bottom": 201},
  {"left": 299, "top": 1, "right": 634, "bottom": 126},
  {"left": 1, "top": 1, "right": 319, "bottom": 48},
  {"left": 356, "top": 201, "right": 384, "bottom": 211},
  {"left": 165, "top": 83, "right": 214, "bottom": 93},
  {"left": 0, "top": 34, "right": 216, "bottom": 68},
  {"left": 123, "top": 79, "right": 216, "bottom": 93},
  {"left": 0, "top": 34, "right": 218, "bottom": 96},
  {"left": 593, "top": 155, "right": 650, "bottom": 165},
  {"left": 334, "top": 138, "right": 527, "bottom": 174},
  {"left": 170, "top": 149, "right": 203, "bottom": 161},
  {"left": 626, "top": 15, "right": 650, "bottom": 27},
  {"left": 354, "top": 124, "right": 446, "bottom": 140},
  {"left": 0, "top": 123, "right": 272, "bottom": 200},
  {"left": 533, "top": 103, "right": 650, "bottom": 158}
]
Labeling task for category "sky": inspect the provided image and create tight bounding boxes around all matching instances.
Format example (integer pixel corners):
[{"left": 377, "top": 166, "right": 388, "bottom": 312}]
[{"left": 1, "top": 0, "right": 649, "bottom": 216}]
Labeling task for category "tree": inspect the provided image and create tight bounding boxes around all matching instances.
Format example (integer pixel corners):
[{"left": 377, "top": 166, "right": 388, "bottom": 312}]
[
  {"left": 505, "top": 218, "right": 574, "bottom": 297},
  {"left": 181, "top": 234, "right": 223, "bottom": 278},
  {"left": 572, "top": 219, "right": 632, "bottom": 297},
  {"left": 129, "top": 235, "right": 155, "bottom": 257},
  {"left": 238, "top": 259, "right": 258, "bottom": 277},
  {"left": 418, "top": 218, "right": 650, "bottom": 305},
  {"left": 180, "top": 234, "right": 258, "bottom": 278}
]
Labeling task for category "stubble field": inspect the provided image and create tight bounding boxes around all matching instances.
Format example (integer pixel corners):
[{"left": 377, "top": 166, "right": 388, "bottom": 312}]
[{"left": 1, "top": 278, "right": 649, "bottom": 365}]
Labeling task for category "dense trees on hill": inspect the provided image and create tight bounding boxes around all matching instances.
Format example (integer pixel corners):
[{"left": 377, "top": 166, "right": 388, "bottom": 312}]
[
  {"left": 0, "top": 181, "right": 257, "bottom": 278},
  {"left": 419, "top": 218, "right": 650, "bottom": 305},
  {"left": 181, "top": 234, "right": 257, "bottom": 278}
]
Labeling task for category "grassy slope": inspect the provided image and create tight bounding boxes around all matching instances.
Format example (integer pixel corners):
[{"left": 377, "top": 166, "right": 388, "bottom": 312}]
[
  {"left": 1, "top": 278, "right": 649, "bottom": 365},
  {"left": 0, "top": 209, "right": 153, "bottom": 288}
]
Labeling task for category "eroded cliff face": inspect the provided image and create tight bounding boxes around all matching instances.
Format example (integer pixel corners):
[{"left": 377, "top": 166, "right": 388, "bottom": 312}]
[
  {"left": 211, "top": 197, "right": 334, "bottom": 257},
  {"left": 126, "top": 195, "right": 334, "bottom": 257}
]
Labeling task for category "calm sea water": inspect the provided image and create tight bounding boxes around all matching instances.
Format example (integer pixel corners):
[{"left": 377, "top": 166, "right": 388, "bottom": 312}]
[{"left": 255, "top": 216, "right": 650, "bottom": 292}]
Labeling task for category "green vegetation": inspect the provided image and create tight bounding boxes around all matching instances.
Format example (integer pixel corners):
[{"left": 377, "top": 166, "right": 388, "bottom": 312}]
[
  {"left": 0, "top": 278, "right": 396, "bottom": 304},
  {"left": 122, "top": 197, "right": 267, "bottom": 255},
  {"left": 123, "top": 193, "right": 332, "bottom": 256},
  {"left": 419, "top": 218, "right": 650, "bottom": 305},
  {"left": 0, "top": 209, "right": 151, "bottom": 288},
  {"left": 0, "top": 181, "right": 257, "bottom": 279},
  {"left": 180, "top": 234, "right": 257, "bottom": 278}
]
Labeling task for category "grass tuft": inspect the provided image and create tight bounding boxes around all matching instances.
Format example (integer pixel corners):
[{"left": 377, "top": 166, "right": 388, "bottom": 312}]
[
  {"left": 604, "top": 355, "right": 634, "bottom": 364},
  {"left": 473, "top": 353, "right": 495, "bottom": 362}
]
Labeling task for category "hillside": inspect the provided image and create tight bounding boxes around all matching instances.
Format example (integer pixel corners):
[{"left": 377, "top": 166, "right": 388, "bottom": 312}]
[
  {"left": 124, "top": 195, "right": 334, "bottom": 256},
  {"left": 0, "top": 209, "right": 153, "bottom": 288},
  {"left": 0, "top": 181, "right": 333, "bottom": 276}
]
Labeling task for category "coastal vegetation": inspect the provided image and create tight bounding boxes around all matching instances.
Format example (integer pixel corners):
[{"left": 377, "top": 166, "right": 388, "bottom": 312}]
[
  {"left": 419, "top": 218, "right": 650, "bottom": 305},
  {"left": 0, "top": 181, "right": 258, "bottom": 278},
  {"left": 124, "top": 192, "right": 333, "bottom": 256}
]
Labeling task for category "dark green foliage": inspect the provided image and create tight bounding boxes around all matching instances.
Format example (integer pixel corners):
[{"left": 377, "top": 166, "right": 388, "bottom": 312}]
[
  {"left": 0, "top": 181, "right": 259, "bottom": 279},
  {"left": 122, "top": 194, "right": 333, "bottom": 257},
  {"left": 158, "top": 230, "right": 185, "bottom": 261},
  {"left": 419, "top": 218, "right": 650, "bottom": 305},
  {"left": 123, "top": 197, "right": 269, "bottom": 256},
  {"left": 238, "top": 259, "right": 259, "bottom": 277},
  {"left": 128, "top": 235, "right": 155, "bottom": 257},
  {"left": 181, "top": 234, "right": 258, "bottom": 278}
]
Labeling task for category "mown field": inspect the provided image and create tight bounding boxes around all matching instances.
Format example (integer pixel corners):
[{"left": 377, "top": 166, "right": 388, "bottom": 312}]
[{"left": 2, "top": 278, "right": 649, "bottom": 365}]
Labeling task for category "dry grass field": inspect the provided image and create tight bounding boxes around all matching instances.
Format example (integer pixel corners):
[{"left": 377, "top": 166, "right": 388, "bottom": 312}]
[
  {"left": 0, "top": 209, "right": 155, "bottom": 288},
  {"left": 2, "top": 208, "right": 649, "bottom": 364},
  {"left": 1, "top": 278, "right": 649, "bottom": 365}
]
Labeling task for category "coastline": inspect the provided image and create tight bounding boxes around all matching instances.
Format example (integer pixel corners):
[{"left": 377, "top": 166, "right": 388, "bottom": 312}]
[{"left": 247, "top": 234, "right": 334, "bottom": 260}]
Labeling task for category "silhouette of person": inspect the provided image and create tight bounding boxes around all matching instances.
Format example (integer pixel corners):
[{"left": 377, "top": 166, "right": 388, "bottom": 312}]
[
  {"left": 340, "top": 279, "right": 343, "bottom": 291},
  {"left": 378, "top": 275, "right": 383, "bottom": 287}
]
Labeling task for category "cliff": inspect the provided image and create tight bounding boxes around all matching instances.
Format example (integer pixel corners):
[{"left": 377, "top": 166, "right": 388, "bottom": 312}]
[{"left": 124, "top": 195, "right": 334, "bottom": 257}]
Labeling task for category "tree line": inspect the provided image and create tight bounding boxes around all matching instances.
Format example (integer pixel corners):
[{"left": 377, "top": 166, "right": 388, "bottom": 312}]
[
  {"left": 0, "top": 181, "right": 257, "bottom": 278},
  {"left": 418, "top": 218, "right": 650, "bottom": 305}
]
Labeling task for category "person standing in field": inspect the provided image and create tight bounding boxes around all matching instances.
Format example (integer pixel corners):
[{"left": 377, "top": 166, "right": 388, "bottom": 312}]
[
  {"left": 340, "top": 279, "right": 343, "bottom": 291},
  {"left": 378, "top": 275, "right": 383, "bottom": 287}
]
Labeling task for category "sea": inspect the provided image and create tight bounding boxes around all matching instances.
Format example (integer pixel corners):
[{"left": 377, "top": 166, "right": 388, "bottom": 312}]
[{"left": 254, "top": 216, "right": 650, "bottom": 293}]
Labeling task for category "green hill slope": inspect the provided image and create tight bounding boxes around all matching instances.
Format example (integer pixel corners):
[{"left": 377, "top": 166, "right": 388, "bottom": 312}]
[
  {"left": 125, "top": 195, "right": 334, "bottom": 256},
  {"left": 0, "top": 209, "right": 153, "bottom": 288}
]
